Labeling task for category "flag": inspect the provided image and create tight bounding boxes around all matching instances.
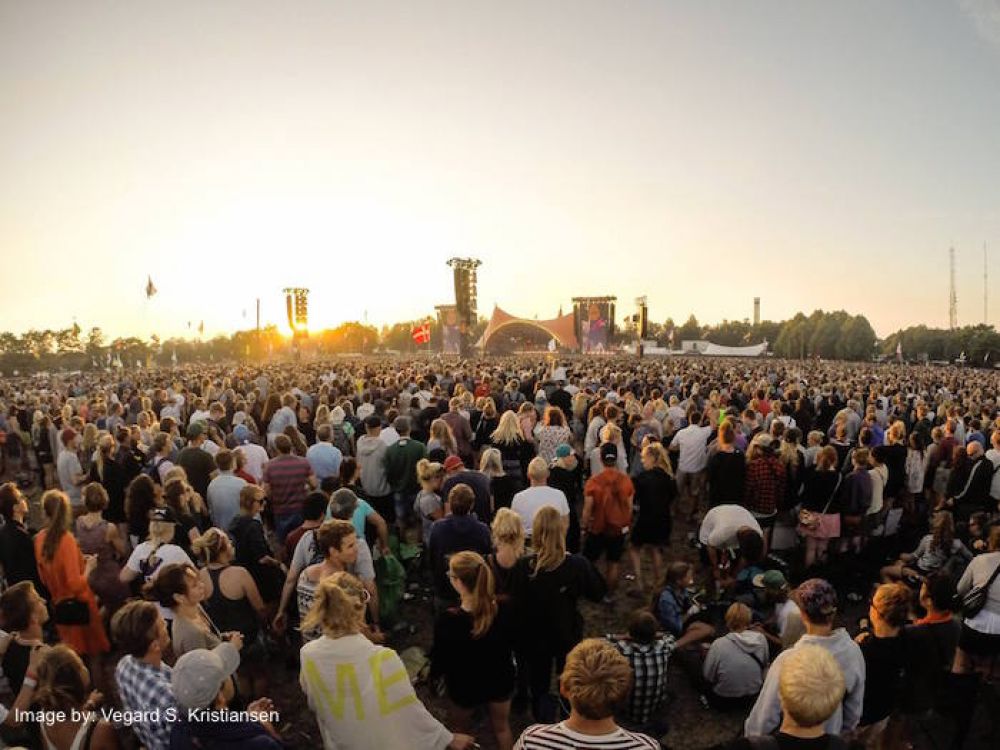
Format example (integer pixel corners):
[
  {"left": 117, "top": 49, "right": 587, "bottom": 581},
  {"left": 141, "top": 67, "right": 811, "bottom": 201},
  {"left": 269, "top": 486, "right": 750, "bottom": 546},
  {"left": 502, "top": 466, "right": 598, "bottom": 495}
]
[
  {"left": 145, "top": 276, "right": 157, "bottom": 299},
  {"left": 411, "top": 323, "right": 431, "bottom": 345},
  {"left": 896, "top": 340, "right": 902, "bottom": 361},
  {"left": 198, "top": 321, "right": 204, "bottom": 336}
]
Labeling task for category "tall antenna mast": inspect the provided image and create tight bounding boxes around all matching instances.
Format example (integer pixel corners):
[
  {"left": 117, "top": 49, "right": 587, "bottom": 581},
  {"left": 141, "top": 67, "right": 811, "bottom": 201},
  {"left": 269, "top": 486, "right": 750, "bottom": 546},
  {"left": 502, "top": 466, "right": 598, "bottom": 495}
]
[
  {"left": 949, "top": 247, "right": 958, "bottom": 330},
  {"left": 984, "top": 243, "right": 988, "bottom": 326}
]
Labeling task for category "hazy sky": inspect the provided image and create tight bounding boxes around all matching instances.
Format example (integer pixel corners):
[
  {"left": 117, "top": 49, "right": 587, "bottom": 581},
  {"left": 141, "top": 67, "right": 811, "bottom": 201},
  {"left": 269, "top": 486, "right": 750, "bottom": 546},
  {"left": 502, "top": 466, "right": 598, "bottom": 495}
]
[{"left": 2, "top": 0, "right": 1000, "bottom": 340}]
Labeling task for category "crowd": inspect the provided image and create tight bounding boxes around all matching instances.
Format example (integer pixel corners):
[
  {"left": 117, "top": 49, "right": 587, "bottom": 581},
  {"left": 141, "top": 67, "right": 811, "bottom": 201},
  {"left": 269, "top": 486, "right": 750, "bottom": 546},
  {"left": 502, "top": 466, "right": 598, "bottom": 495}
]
[{"left": 0, "top": 355, "right": 997, "bottom": 749}]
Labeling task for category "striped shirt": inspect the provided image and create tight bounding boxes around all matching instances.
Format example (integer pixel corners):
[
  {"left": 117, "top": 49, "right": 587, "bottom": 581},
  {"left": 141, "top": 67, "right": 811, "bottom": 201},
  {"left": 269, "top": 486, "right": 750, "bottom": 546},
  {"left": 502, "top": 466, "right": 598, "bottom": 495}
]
[
  {"left": 514, "top": 722, "right": 659, "bottom": 749},
  {"left": 262, "top": 454, "right": 312, "bottom": 516}
]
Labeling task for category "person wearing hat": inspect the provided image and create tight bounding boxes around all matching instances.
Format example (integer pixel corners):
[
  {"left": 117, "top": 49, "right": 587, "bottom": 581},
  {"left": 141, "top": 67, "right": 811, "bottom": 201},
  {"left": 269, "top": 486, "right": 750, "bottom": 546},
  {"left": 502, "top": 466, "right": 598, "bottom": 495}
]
[
  {"left": 745, "top": 578, "right": 866, "bottom": 737},
  {"left": 169, "top": 642, "right": 282, "bottom": 749},
  {"left": 121, "top": 507, "right": 195, "bottom": 619},
  {"left": 177, "top": 421, "right": 218, "bottom": 501},
  {"left": 582, "top": 443, "right": 634, "bottom": 600},
  {"left": 56, "top": 427, "right": 86, "bottom": 511},
  {"left": 233, "top": 423, "right": 270, "bottom": 483},
  {"left": 440, "top": 453, "right": 493, "bottom": 524},
  {"left": 751, "top": 570, "right": 804, "bottom": 650},
  {"left": 547, "top": 444, "right": 583, "bottom": 554}
]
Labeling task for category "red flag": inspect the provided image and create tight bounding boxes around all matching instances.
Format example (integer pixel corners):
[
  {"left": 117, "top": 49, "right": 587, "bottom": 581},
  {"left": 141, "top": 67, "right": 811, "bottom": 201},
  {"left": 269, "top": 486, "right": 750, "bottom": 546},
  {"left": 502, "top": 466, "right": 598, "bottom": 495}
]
[{"left": 411, "top": 323, "right": 431, "bottom": 345}]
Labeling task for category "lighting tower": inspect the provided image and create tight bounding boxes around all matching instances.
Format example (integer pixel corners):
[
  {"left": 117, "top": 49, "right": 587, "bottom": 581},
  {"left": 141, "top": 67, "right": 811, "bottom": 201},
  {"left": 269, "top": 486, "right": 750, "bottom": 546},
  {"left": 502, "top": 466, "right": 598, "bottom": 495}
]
[{"left": 949, "top": 248, "right": 958, "bottom": 330}]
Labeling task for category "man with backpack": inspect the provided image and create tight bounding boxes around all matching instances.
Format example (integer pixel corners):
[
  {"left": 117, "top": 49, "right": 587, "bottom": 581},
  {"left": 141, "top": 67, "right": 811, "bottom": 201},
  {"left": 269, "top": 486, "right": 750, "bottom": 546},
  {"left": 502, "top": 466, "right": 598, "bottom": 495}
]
[{"left": 582, "top": 443, "right": 634, "bottom": 600}]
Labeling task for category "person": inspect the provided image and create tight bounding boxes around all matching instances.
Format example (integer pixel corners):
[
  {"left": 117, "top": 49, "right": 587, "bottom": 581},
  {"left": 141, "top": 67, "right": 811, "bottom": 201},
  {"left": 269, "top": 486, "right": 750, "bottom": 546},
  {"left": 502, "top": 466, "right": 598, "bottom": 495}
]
[
  {"left": 487, "top": 508, "right": 527, "bottom": 601},
  {"left": 881, "top": 510, "right": 971, "bottom": 583},
  {"left": 481, "top": 447, "right": 518, "bottom": 513},
  {"left": 852, "top": 582, "right": 910, "bottom": 747},
  {"left": 752, "top": 570, "right": 803, "bottom": 650},
  {"left": 517, "top": 506, "right": 607, "bottom": 721},
  {"left": 698, "top": 504, "right": 763, "bottom": 587},
  {"left": 654, "top": 561, "right": 715, "bottom": 647},
  {"left": 745, "top": 578, "right": 866, "bottom": 736},
  {"left": 629, "top": 442, "right": 676, "bottom": 592},
  {"left": 840, "top": 447, "right": 873, "bottom": 554},
  {"left": 901, "top": 574, "right": 959, "bottom": 715},
  {"left": 415, "top": 458, "right": 446, "bottom": 546},
  {"left": 0, "top": 482, "right": 45, "bottom": 595},
  {"left": 703, "top": 602, "right": 769, "bottom": 711},
  {"left": 588, "top": 423, "right": 628, "bottom": 476},
  {"left": 169, "top": 642, "right": 282, "bottom": 750},
  {"left": 112, "top": 600, "right": 178, "bottom": 750},
  {"left": 441, "top": 397, "right": 475, "bottom": 466},
  {"left": 56, "top": 428, "right": 87, "bottom": 512},
  {"left": 126, "top": 473, "right": 163, "bottom": 547},
  {"left": 229, "top": 485, "right": 286, "bottom": 604},
  {"left": 431, "top": 551, "right": 516, "bottom": 750},
  {"left": 233, "top": 424, "right": 269, "bottom": 482},
  {"left": 148, "top": 562, "right": 241, "bottom": 658},
  {"left": 514, "top": 638, "right": 660, "bottom": 749},
  {"left": 707, "top": 420, "right": 746, "bottom": 507},
  {"left": 724, "top": 646, "right": 848, "bottom": 750},
  {"left": 262, "top": 433, "right": 317, "bottom": 543},
  {"left": 176, "top": 422, "right": 218, "bottom": 500},
  {"left": 299, "top": 572, "right": 475, "bottom": 750},
  {"left": 121, "top": 508, "right": 195, "bottom": 619},
  {"left": 32, "top": 644, "right": 120, "bottom": 750},
  {"left": 306, "top": 423, "right": 344, "bottom": 482},
  {"left": 206, "top": 448, "right": 247, "bottom": 533},
  {"left": 669, "top": 411, "right": 713, "bottom": 523},
  {"left": 326, "top": 486, "right": 391, "bottom": 556},
  {"left": 428, "top": 485, "right": 493, "bottom": 608},
  {"left": 162, "top": 477, "right": 207, "bottom": 558},
  {"left": 441, "top": 453, "right": 493, "bottom": 524},
  {"left": 511, "top": 457, "right": 570, "bottom": 538},
  {"left": 0, "top": 581, "right": 48, "bottom": 694},
  {"left": 743, "top": 434, "right": 787, "bottom": 545},
  {"left": 75, "top": 483, "right": 130, "bottom": 616},
  {"left": 798, "top": 446, "right": 843, "bottom": 568},
  {"left": 89, "top": 432, "right": 129, "bottom": 531},
  {"left": 34, "top": 490, "right": 110, "bottom": 659},
  {"left": 356, "top": 415, "right": 393, "bottom": 518},
  {"left": 945, "top": 441, "right": 994, "bottom": 521},
  {"left": 535, "top": 406, "right": 572, "bottom": 465},
  {"left": 384, "top": 415, "right": 426, "bottom": 532},
  {"left": 582, "top": 443, "right": 635, "bottom": 598},
  {"left": 490, "top": 410, "right": 534, "bottom": 485},
  {"left": 606, "top": 610, "right": 675, "bottom": 735}
]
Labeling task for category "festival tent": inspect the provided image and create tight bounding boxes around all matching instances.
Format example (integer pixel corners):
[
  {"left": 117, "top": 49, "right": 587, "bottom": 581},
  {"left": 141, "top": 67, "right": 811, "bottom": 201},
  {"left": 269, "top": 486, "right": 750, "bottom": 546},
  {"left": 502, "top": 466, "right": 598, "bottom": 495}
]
[
  {"left": 701, "top": 342, "right": 769, "bottom": 357},
  {"left": 477, "top": 306, "right": 579, "bottom": 350}
]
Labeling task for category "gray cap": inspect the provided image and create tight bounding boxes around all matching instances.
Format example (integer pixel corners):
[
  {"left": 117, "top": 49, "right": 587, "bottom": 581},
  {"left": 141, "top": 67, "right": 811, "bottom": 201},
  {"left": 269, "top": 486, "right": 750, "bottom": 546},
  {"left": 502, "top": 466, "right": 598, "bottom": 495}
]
[{"left": 171, "top": 642, "right": 240, "bottom": 709}]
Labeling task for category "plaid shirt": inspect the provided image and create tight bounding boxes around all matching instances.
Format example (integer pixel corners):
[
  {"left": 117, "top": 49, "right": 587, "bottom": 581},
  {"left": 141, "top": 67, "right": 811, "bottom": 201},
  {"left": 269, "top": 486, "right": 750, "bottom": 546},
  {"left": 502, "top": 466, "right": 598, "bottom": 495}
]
[
  {"left": 743, "top": 455, "right": 786, "bottom": 515},
  {"left": 115, "top": 655, "right": 176, "bottom": 750},
  {"left": 608, "top": 635, "right": 676, "bottom": 724}
]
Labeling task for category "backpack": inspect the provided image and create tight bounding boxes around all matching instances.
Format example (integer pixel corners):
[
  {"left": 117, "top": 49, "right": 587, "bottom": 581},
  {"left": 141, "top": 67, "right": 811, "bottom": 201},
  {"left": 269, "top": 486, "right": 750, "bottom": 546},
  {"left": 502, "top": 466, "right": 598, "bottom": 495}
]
[
  {"left": 594, "top": 474, "right": 632, "bottom": 535},
  {"left": 144, "top": 457, "right": 167, "bottom": 485}
]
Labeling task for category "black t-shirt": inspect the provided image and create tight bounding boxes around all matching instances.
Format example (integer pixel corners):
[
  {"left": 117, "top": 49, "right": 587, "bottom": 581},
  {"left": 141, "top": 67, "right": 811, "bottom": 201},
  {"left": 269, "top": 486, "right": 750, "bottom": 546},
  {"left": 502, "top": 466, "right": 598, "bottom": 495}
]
[
  {"left": 707, "top": 450, "right": 746, "bottom": 506},
  {"left": 860, "top": 633, "right": 907, "bottom": 725},
  {"left": 176, "top": 446, "right": 216, "bottom": 499},
  {"left": 2, "top": 640, "right": 31, "bottom": 694}
]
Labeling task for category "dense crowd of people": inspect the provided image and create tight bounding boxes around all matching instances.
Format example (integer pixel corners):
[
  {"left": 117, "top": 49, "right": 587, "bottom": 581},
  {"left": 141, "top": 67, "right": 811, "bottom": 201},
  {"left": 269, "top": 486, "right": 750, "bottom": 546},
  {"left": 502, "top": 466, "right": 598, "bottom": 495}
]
[{"left": 0, "top": 355, "right": 997, "bottom": 749}]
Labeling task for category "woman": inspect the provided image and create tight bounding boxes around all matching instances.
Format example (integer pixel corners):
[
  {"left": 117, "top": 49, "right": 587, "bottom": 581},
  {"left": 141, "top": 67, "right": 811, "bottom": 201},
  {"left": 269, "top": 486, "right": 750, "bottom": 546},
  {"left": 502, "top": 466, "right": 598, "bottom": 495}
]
[
  {"left": 490, "top": 411, "right": 534, "bottom": 484},
  {"left": 839, "top": 448, "right": 873, "bottom": 554},
  {"left": 80, "top": 423, "right": 100, "bottom": 475},
  {"left": 655, "top": 561, "right": 714, "bottom": 647},
  {"left": 34, "top": 490, "right": 109, "bottom": 661},
  {"left": 480, "top": 448, "right": 518, "bottom": 512},
  {"left": 31, "top": 411, "right": 56, "bottom": 488},
  {"left": 707, "top": 420, "right": 746, "bottom": 507},
  {"left": 120, "top": 508, "right": 194, "bottom": 620},
  {"left": 953, "top": 526, "right": 1000, "bottom": 671},
  {"left": 431, "top": 552, "right": 515, "bottom": 750},
  {"left": 798, "top": 445, "right": 843, "bottom": 568},
  {"left": 533, "top": 407, "right": 572, "bottom": 465},
  {"left": 487, "top": 508, "right": 526, "bottom": 602},
  {"left": 881, "top": 511, "right": 971, "bottom": 583},
  {"left": 428, "top": 418, "right": 458, "bottom": 458},
  {"left": 162, "top": 477, "right": 203, "bottom": 557},
  {"left": 743, "top": 434, "right": 786, "bottom": 546},
  {"left": 33, "top": 645, "right": 119, "bottom": 749},
  {"left": 414, "top": 458, "right": 445, "bottom": 545},
  {"left": 125, "top": 473, "right": 162, "bottom": 548},
  {"left": 702, "top": 602, "right": 769, "bottom": 711},
  {"left": 587, "top": 422, "right": 628, "bottom": 476},
  {"left": 517, "top": 402, "right": 538, "bottom": 447},
  {"left": 229, "top": 485, "right": 285, "bottom": 605},
  {"left": 0, "top": 581, "right": 48, "bottom": 694},
  {"left": 89, "top": 433, "right": 128, "bottom": 530},
  {"left": 337, "top": 457, "right": 366, "bottom": 499},
  {"left": 299, "top": 572, "right": 474, "bottom": 750},
  {"left": 75, "top": 483, "right": 130, "bottom": 616},
  {"left": 546, "top": 445, "right": 583, "bottom": 554},
  {"left": 472, "top": 398, "right": 500, "bottom": 453},
  {"left": 0, "top": 482, "right": 45, "bottom": 594},
  {"left": 517, "top": 506, "right": 606, "bottom": 721},
  {"left": 628, "top": 442, "right": 676, "bottom": 591}
]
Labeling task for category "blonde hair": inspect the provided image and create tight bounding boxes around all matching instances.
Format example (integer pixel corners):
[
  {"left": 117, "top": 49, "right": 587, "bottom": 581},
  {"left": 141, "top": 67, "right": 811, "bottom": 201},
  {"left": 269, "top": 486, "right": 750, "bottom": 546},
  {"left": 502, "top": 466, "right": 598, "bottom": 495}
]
[
  {"left": 191, "top": 527, "right": 230, "bottom": 565},
  {"left": 479, "top": 448, "right": 504, "bottom": 478},
  {"left": 33, "top": 644, "right": 90, "bottom": 711},
  {"left": 416, "top": 458, "right": 444, "bottom": 490},
  {"left": 301, "top": 571, "right": 366, "bottom": 638},
  {"left": 491, "top": 507, "right": 525, "bottom": 554},
  {"left": 725, "top": 602, "right": 752, "bottom": 632},
  {"left": 429, "top": 419, "right": 457, "bottom": 454},
  {"left": 41, "top": 490, "right": 72, "bottom": 562},
  {"left": 642, "top": 442, "right": 673, "bottom": 477},
  {"left": 526, "top": 456, "right": 549, "bottom": 482},
  {"left": 449, "top": 551, "right": 498, "bottom": 638},
  {"left": 599, "top": 422, "right": 621, "bottom": 445},
  {"left": 778, "top": 645, "right": 846, "bottom": 728},
  {"left": 559, "top": 639, "right": 633, "bottom": 720},
  {"left": 491, "top": 411, "right": 523, "bottom": 445},
  {"left": 531, "top": 506, "right": 566, "bottom": 576}
]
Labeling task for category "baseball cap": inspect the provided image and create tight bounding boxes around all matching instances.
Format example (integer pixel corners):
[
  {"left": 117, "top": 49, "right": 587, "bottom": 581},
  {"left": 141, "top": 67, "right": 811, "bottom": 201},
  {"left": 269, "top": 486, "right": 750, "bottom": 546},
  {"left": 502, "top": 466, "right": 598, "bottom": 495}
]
[
  {"left": 443, "top": 455, "right": 464, "bottom": 472},
  {"left": 233, "top": 424, "right": 250, "bottom": 444},
  {"left": 186, "top": 421, "right": 205, "bottom": 440},
  {"left": 600, "top": 443, "right": 618, "bottom": 464},
  {"left": 555, "top": 443, "right": 572, "bottom": 459},
  {"left": 794, "top": 578, "right": 838, "bottom": 621},
  {"left": 171, "top": 642, "right": 241, "bottom": 710},
  {"left": 752, "top": 569, "right": 789, "bottom": 591}
]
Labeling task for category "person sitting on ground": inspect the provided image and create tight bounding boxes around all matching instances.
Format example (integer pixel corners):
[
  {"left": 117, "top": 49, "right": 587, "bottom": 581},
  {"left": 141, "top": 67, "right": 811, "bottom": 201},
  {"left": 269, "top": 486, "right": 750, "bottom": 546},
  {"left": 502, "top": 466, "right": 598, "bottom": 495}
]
[
  {"left": 514, "top": 638, "right": 659, "bottom": 749},
  {"left": 722, "top": 645, "right": 848, "bottom": 750},
  {"left": 654, "top": 562, "right": 715, "bottom": 649},
  {"left": 703, "top": 602, "right": 770, "bottom": 711},
  {"left": 751, "top": 570, "right": 804, "bottom": 650},
  {"left": 880, "top": 510, "right": 971, "bottom": 583},
  {"left": 606, "top": 610, "right": 675, "bottom": 736}
]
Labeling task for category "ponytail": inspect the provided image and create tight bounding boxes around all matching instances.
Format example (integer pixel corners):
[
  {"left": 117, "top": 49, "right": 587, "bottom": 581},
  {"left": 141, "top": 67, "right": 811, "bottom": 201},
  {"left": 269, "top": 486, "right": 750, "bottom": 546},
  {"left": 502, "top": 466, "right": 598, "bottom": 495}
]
[
  {"left": 41, "top": 491, "right": 71, "bottom": 562},
  {"left": 449, "top": 551, "right": 497, "bottom": 638}
]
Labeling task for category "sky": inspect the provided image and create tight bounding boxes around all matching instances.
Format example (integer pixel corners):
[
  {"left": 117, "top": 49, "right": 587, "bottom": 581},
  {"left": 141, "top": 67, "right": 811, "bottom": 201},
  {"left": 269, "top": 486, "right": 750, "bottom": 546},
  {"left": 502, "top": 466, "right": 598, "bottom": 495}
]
[{"left": 2, "top": 0, "right": 1000, "bottom": 341}]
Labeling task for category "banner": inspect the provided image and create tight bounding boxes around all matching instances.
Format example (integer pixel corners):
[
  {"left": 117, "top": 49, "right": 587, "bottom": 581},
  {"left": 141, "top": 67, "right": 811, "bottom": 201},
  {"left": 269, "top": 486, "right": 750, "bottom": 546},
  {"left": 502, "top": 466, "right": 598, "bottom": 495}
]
[
  {"left": 411, "top": 323, "right": 431, "bottom": 345},
  {"left": 581, "top": 302, "right": 609, "bottom": 352}
]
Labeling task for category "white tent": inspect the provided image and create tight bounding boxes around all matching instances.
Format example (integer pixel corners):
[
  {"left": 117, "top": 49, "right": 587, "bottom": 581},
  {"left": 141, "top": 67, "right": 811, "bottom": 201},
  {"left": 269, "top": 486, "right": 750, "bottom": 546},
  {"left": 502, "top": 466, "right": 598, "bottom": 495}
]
[{"left": 701, "top": 342, "right": 769, "bottom": 357}]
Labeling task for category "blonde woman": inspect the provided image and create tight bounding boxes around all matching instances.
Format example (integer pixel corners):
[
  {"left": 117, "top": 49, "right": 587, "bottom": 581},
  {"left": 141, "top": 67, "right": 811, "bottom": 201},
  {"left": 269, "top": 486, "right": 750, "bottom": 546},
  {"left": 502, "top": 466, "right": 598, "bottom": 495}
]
[
  {"left": 518, "top": 506, "right": 606, "bottom": 721},
  {"left": 587, "top": 422, "right": 627, "bottom": 476},
  {"left": 490, "top": 411, "right": 533, "bottom": 483},
  {"left": 428, "top": 418, "right": 458, "bottom": 458},
  {"left": 534, "top": 406, "right": 573, "bottom": 464},
  {"left": 414, "top": 458, "right": 445, "bottom": 545},
  {"left": 80, "top": 423, "right": 100, "bottom": 474},
  {"left": 488, "top": 508, "right": 526, "bottom": 599},
  {"left": 481, "top": 447, "right": 519, "bottom": 511},
  {"left": 299, "top": 572, "right": 475, "bottom": 750},
  {"left": 628, "top": 442, "right": 677, "bottom": 591}
]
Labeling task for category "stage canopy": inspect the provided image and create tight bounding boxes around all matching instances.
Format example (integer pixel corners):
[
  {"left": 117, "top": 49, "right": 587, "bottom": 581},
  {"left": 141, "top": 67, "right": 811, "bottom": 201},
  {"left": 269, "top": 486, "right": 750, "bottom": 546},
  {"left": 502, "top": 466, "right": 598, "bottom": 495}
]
[
  {"left": 702, "top": 342, "right": 769, "bottom": 357},
  {"left": 477, "top": 306, "right": 579, "bottom": 350}
]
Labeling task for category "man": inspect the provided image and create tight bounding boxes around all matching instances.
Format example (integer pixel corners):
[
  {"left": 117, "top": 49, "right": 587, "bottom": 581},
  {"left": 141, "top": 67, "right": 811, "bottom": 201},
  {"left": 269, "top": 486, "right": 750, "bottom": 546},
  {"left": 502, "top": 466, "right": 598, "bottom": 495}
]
[
  {"left": 384, "top": 416, "right": 426, "bottom": 531},
  {"left": 745, "top": 578, "right": 865, "bottom": 737},
  {"left": 356, "top": 415, "right": 393, "bottom": 521},
  {"left": 606, "top": 611, "right": 674, "bottom": 737},
  {"left": 728, "top": 646, "right": 848, "bottom": 750},
  {"left": 170, "top": 642, "right": 282, "bottom": 749},
  {"left": 427, "top": 485, "right": 492, "bottom": 607},
  {"left": 512, "top": 456, "right": 571, "bottom": 538},
  {"left": 112, "top": 600, "right": 178, "bottom": 750},
  {"left": 698, "top": 503, "right": 763, "bottom": 573},
  {"left": 233, "top": 424, "right": 269, "bottom": 482},
  {"left": 285, "top": 491, "right": 329, "bottom": 562},
  {"left": 948, "top": 441, "right": 995, "bottom": 520},
  {"left": 669, "top": 411, "right": 713, "bottom": 522},
  {"left": 441, "top": 397, "right": 474, "bottom": 466},
  {"left": 206, "top": 449, "right": 247, "bottom": 532},
  {"left": 176, "top": 422, "right": 217, "bottom": 500},
  {"left": 326, "top": 486, "right": 391, "bottom": 556},
  {"left": 306, "top": 423, "right": 343, "bottom": 482},
  {"left": 987, "top": 428, "right": 1000, "bottom": 510},
  {"left": 548, "top": 444, "right": 584, "bottom": 553},
  {"left": 548, "top": 379, "right": 573, "bottom": 421},
  {"left": 514, "top": 638, "right": 659, "bottom": 749},
  {"left": 262, "top": 433, "right": 316, "bottom": 543},
  {"left": 582, "top": 443, "right": 634, "bottom": 597},
  {"left": 440, "top": 454, "right": 493, "bottom": 523},
  {"left": 56, "top": 427, "right": 86, "bottom": 511}
]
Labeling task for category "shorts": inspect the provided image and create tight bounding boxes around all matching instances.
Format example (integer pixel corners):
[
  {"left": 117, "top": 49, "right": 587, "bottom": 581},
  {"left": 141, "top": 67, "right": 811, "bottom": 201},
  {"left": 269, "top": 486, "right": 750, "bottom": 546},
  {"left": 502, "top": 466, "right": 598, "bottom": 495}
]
[
  {"left": 583, "top": 532, "right": 626, "bottom": 562},
  {"left": 959, "top": 622, "right": 1000, "bottom": 657},
  {"left": 751, "top": 511, "right": 777, "bottom": 529},
  {"left": 676, "top": 470, "right": 706, "bottom": 498}
]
